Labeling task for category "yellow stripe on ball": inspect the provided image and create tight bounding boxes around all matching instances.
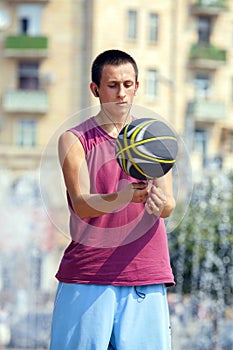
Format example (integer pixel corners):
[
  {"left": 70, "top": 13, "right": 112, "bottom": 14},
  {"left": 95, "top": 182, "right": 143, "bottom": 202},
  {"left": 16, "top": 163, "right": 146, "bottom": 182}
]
[
  {"left": 115, "top": 117, "right": 178, "bottom": 180},
  {"left": 116, "top": 135, "right": 177, "bottom": 164}
]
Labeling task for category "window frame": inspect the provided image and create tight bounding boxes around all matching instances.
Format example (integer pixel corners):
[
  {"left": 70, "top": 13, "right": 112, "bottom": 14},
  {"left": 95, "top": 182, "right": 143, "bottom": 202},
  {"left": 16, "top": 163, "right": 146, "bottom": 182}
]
[
  {"left": 18, "top": 62, "right": 40, "bottom": 90},
  {"left": 17, "top": 3, "right": 42, "bottom": 35},
  {"left": 194, "top": 73, "right": 211, "bottom": 99},
  {"left": 197, "top": 16, "right": 211, "bottom": 45},
  {"left": 127, "top": 9, "right": 138, "bottom": 40},
  {"left": 16, "top": 119, "right": 37, "bottom": 147},
  {"left": 148, "top": 12, "right": 159, "bottom": 43},
  {"left": 145, "top": 68, "right": 158, "bottom": 99}
]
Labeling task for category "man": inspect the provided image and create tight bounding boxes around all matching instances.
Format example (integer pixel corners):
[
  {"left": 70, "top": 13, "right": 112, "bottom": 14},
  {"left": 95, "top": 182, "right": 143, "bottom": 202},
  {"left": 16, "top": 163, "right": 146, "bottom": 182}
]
[{"left": 50, "top": 49, "right": 176, "bottom": 350}]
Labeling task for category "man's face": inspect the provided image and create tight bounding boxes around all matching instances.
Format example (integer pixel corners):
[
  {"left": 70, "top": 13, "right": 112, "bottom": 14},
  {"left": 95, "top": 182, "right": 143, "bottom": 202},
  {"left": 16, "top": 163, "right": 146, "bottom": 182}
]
[{"left": 97, "top": 63, "right": 139, "bottom": 118}]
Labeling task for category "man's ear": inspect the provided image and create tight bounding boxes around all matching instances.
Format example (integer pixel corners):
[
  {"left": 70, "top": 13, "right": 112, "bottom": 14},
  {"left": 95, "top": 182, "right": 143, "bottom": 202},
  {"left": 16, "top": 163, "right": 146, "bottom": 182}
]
[
  {"left": 95, "top": 88, "right": 99, "bottom": 97},
  {"left": 134, "top": 81, "right": 139, "bottom": 95},
  {"left": 90, "top": 82, "right": 99, "bottom": 97}
]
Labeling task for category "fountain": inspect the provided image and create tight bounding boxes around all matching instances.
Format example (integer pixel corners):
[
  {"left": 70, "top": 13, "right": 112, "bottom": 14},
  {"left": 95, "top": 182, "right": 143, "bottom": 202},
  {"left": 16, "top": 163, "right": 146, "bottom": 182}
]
[
  {"left": 0, "top": 104, "right": 232, "bottom": 349},
  {"left": 0, "top": 169, "right": 55, "bottom": 349},
  {"left": 169, "top": 171, "right": 233, "bottom": 350}
]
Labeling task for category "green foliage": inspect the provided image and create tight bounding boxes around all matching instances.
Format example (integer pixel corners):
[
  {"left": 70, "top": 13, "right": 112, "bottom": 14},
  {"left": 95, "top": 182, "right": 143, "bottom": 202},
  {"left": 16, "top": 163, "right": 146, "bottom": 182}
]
[
  {"left": 190, "top": 43, "right": 227, "bottom": 61},
  {"left": 169, "top": 171, "right": 233, "bottom": 304},
  {"left": 5, "top": 35, "right": 48, "bottom": 50}
]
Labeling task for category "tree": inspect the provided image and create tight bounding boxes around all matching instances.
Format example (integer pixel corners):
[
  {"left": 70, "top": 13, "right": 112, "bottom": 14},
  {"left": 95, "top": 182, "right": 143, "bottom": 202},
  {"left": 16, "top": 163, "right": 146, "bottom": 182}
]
[{"left": 169, "top": 171, "right": 233, "bottom": 306}]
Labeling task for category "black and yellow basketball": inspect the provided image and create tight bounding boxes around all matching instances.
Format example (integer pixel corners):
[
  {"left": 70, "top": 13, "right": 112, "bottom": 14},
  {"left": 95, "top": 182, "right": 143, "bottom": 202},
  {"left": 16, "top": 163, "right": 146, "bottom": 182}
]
[{"left": 115, "top": 118, "right": 178, "bottom": 180}]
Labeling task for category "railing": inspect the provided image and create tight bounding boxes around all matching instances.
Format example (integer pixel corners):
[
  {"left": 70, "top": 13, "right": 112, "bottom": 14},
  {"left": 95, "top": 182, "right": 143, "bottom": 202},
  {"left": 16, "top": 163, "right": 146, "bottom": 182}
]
[
  {"left": 8, "top": 0, "right": 51, "bottom": 3},
  {"left": 4, "top": 35, "right": 49, "bottom": 58},
  {"left": 187, "top": 100, "right": 226, "bottom": 121},
  {"left": 189, "top": 43, "right": 226, "bottom": 62},
  {"left": 191, "top": 0, "right": 228, "bottom": 15},
  {"left": 3, "top": 90, "right": 49, "bottom": 114},
  {"left": 196, "top": 0, "right": 227, "bottom": 8}
]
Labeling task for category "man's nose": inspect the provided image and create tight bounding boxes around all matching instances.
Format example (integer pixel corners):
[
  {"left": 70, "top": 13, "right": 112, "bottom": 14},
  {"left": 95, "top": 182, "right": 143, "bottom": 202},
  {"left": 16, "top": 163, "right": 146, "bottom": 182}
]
[{"left": 118, "top": 85, "right": 126, "bottom": 98}]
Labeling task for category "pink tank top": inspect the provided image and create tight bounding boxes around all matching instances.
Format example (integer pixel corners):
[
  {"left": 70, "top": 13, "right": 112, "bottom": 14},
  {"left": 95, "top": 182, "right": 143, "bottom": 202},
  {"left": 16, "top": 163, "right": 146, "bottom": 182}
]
[{"left": 55, "top": 117, "right": 175, "bottom": 286}]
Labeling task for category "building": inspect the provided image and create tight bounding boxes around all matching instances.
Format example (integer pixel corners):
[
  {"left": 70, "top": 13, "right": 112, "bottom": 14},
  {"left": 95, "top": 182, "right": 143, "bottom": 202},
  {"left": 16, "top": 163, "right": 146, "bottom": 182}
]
[
  {"left": 186, "top": 0, "right": 233, "bottom": 173},
  {"left": 0, "top": 0, "right": 233, "bottom": 307},
  {"left": 0, "top": 0, "right": 233, "bottom": 174}
]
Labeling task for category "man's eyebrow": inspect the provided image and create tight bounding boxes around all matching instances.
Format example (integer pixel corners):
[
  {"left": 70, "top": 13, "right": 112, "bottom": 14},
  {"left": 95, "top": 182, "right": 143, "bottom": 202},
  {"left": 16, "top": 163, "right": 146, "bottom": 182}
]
[{"left": 107, "top": 79, "right": 134, "bottom": 83}]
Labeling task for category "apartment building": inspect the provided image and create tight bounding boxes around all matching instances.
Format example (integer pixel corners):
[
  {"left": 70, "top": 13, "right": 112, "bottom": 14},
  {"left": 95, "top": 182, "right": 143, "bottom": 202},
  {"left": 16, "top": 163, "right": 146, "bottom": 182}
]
[
  {"left": 0, "top": 0, "right": 233, "bottom": 318},
  {"left": 186, "top": 0, "right": 233, "bottom": 172},
  {"left": 0, "top": 0, "right": 233, "bottom": 173}
]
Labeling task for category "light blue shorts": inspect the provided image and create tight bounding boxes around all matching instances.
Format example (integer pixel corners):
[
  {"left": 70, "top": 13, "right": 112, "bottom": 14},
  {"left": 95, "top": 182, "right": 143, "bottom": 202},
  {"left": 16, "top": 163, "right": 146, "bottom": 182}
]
[{"left": 49, "top": 283, "right": 171, "bottom": 350}]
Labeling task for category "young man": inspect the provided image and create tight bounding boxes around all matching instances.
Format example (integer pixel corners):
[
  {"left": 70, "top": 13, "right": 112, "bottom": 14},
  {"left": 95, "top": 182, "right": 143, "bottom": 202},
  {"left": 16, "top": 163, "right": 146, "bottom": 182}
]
[{"left": 49, "top": 49, "right": 176, "bottom": 350}]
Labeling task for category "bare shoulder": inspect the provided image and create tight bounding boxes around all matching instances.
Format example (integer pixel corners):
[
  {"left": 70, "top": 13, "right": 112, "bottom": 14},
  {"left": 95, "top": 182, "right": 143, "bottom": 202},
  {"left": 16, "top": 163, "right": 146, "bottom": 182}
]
[
  {"left": 58, "top": 130, "right": 85, "bottom": 167},
  {"left": 59, "top": 130, "right": 79, "bottom": 148}
]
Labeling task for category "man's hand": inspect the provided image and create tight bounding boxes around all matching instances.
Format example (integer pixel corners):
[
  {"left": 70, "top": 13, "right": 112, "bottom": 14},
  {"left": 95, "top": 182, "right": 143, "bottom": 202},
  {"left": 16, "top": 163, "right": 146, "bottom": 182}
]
[
  {"left": 145, "top": 184, "right": 166, "bottom": 217},
  {"left": 119, "top": 182, "right": 149, "bottom": 205},
  {"left": 130, "top": 182, "right": 149, "bottom": 203}
]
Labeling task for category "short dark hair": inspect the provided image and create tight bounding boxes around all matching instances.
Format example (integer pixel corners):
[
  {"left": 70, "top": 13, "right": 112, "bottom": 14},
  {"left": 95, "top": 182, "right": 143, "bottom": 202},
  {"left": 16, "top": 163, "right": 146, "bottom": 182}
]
[{"left": 91, "top": 49, "right": 138, "bottom": 87}]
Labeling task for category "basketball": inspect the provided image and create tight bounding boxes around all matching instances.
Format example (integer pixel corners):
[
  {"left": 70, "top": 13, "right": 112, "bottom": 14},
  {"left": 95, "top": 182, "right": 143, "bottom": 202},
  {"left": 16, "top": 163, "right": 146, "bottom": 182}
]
[{"left": 115, "top": 118, "right": 178, "bottom": 180}]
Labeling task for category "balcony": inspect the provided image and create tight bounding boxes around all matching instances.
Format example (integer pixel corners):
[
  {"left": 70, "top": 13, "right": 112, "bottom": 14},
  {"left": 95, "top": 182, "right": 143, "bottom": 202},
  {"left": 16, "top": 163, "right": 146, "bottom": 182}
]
[
  {"left": 189, "top": 43, "right": 227, "bottom": 69},
  {"left": 3, "top": 90, "right": 49, "bottom": 114},
  {"left": 187, "top": 100, "right": 226, "bottom": 122},
  {"left": 191, "top": 0, "right": 228, "bottom": 16},
  {"left": 4, "top": 35, "right": 49, "bottom": 59},
  {"left": 8, "top": 0, "right": 51, "bottom": 3}
]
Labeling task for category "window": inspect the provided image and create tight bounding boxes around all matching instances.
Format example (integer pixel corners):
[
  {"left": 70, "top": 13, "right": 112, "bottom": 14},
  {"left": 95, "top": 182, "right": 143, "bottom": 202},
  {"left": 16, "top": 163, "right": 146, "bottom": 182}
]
[
  {"left": 21, "top": 18, "right": 29, "bottom": 34},
  {"left": 145, "top": 69, "right": 158, "bottom": 98},
  {"left": 127, "top": 10, "right": 137, "bottom": 39},
  {"left": 194, "top": 73, "right": 211, "bottom": 99},
  {"left": 194, "top": 128, "right": 208, "bottom": 166},
  {"left": 194, "top": 129, "right": 207, "bottom": 153},
  {"left": 198, "top": 17, "right": 211, "bottom": 44},
  {"left": 17, "top": 119, "right": 37, "bottom": 147},
  {"left": 231, "top": 78, "right": 233, "bottom": 103},
  {"left": 17, "top": 4, "right": 42, "bottom": 35},
  {"left": 148, "top": 13, "right": 159, "bottom": 43},
  {"left": 18, "top": 62, "right": 39, "bottom": 90}
]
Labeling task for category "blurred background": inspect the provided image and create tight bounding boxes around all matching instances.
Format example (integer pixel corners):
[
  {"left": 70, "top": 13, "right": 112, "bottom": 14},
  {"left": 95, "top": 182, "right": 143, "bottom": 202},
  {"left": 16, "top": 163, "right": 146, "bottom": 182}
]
[{"left": 0, "top": 0, "right": 233, "bottom": 349}]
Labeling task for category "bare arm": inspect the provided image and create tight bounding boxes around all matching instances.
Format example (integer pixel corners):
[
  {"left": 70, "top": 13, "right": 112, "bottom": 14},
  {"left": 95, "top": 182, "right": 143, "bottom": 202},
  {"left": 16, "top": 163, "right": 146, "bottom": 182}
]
[{"left": 58, "top": 131, "right": 149, "bottom": 219}]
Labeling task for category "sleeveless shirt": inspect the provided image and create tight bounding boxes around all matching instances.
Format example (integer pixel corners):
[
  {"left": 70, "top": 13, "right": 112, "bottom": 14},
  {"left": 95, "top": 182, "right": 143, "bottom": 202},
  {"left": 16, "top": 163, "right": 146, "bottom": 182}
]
[{"left": 55, "top": 117, "right": 175, "bottom": 286}]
